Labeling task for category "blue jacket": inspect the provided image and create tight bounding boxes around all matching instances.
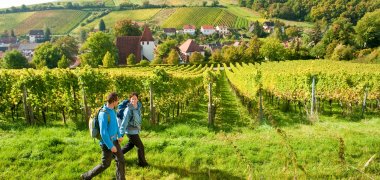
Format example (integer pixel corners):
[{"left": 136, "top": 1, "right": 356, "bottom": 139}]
[
  {"left": 120, "top": 101, "right": 142, "bottom": 135},
  {"left": 99, "top": 104, "right": 121, "bottom": 150}
]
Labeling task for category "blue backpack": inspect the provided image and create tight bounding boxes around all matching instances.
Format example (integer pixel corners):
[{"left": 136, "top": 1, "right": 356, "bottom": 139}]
[{"left": 117, "top": 100, "right": 130, "bottom": 120}]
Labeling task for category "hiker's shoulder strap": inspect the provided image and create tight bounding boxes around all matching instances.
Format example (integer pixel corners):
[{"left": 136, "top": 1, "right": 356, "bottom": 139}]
[{"left": 100, "top": 109, "right": 111, "bottom": 123}]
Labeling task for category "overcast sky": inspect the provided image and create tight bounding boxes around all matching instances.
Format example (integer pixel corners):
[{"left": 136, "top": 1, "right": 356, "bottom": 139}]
[{"left": 0, "top": 0, "right": 57, "bottom": 9}]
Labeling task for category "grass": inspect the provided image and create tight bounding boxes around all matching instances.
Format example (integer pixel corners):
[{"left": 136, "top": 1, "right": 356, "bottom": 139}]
[
  {"left": 0, "top": 72, "right": 379, "bottom": 179},
  {"left": 0, "top": 12, "right": 35, "bottom": 34},
  {"left": 12, "top": 10, "right": 89, "bottom": 35}
]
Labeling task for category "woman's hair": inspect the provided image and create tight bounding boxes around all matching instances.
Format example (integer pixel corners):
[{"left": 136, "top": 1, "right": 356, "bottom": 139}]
[{"left": 129, "top": 92, "right": 139, "bottom": 99}]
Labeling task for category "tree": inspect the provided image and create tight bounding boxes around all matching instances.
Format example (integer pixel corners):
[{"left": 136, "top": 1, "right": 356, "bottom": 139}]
[
  {"left": 246, "top": 36, "right": 262, "bottom": 63},
  {"left": 99, "top": 19, "right": 106, "bottom": 32},
  {"left": 1, "top": 50, "right": 28, "bottom": 69},
  {"left": 355, "top": 9, "right": 380, "bottom": 48},
  {"left": 260, "top": 38, "right": 286, "bottom": 61},
  {"left": 127, "top": 54, "right": 136, "bottom": 65},
  {"left": 155, "top": 39, "right": 178, "bottom": 59},
  {"left": 53, "top": 36, "right": 78, "bottom": 60},
  {"left": 44, "top": 27, "right": 51, "bottom": 42},
  {"left": 252, "top": 21, "right": 265, "bottom": 38},
  {"left": 33, "top": 42, "right": 63, "bottom": 69},
  {"left": 285, "top": 26, "right": 301, "bottom": 39},
  {"left": 102, "top": 51, "right": 116, "bottom": 67},
  {"left": 309, "top": 22, "right": 323, "bottom": 44},
  {"left": 310, "top": 42, "right": 326, "bottom": 58},
  {"left": 202, "top": 1, "right": 207, "bottom": 7},
  {"left": 211, "top": 0, "right": 219, "bottom": 7},
  {"left": 10, "top": 29, "right": 15, "bottom": 37},
  {"left": 57, "top": 55, "right": 71, "bottom": 68},
  {"left": 65, "top": 2, "right": 73, "bottom": 9},
  {"left": 114, "top": 19, "right": 141, "bottom": 37},
  {"left": 80, "top": 30, "right": 87, "bottom": 43},
  {"left": 331, "top": 44, "right": 354, "bottom": 61},
  {"left": 210, "top": 49, "right": 223, "bottom": 63},
  {"left": 189, "top": 52, "right": 204, "bottom": 64},
  {"left": 80, "top": 32, "right": 118, "bottom": 67},
  {"left": 167, "top": 49, "right": 179, "bottom": 65},
  {"left": 150, "top": 57, "right": 162, "bottom": 65}
]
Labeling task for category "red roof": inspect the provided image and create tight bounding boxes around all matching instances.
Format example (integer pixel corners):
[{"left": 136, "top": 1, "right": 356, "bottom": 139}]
[
  {"left": 201, "top": 25, "right": 214, "bottom": 30},
  {"left": 116, "top": 36, "right": 142, "bottom": 64},
  {"left": 183, "top": 25, "right": 196, "bottom": 30},
  {"left": 140, "top": 26, "right": 154, "bottom": 42},
  {"left": 179, "top": 39, "right": 203, "bottom": 53}
]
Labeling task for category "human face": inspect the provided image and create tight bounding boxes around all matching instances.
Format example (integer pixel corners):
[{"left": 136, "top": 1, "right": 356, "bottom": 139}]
[{"left": 130, "top": 95, "right": 138, "bottom": 106}]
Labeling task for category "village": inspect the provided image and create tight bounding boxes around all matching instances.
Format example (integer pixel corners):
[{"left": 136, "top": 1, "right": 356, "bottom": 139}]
[{"left": 0, "top": 20, "right": 291, "bottom": 68}]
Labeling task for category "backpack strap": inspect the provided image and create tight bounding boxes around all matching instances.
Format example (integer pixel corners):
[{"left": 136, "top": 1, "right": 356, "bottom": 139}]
[{"left": 100, "top": 109, "right": 111, "bottom": 124}]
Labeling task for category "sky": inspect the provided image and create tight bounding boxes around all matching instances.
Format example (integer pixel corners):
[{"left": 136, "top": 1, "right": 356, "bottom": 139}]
[{"left": 0, "top": 0, "right": 57, "bottom": 9}]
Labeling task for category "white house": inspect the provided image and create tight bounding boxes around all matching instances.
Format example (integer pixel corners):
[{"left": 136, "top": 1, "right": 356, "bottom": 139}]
[
  {"left": 215, "top": 25, "right": 229, "bottom": 34},
  {"left": 116, "top": 26, "right": 156, "bottom": 64},
  {"left": 183, "top": 25, "right": 196, "bottom": 35},
  {"left": 201, "top": 25, "right": 216, "bottom": 35},
  {"left": 29, "top": 30, "right": 44, "bottom": 43},
  {"left": 263, "top": 21, "right": 275, "bottom": 33}
]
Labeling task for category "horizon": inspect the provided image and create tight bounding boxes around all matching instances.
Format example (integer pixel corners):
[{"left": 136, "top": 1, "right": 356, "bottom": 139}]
[{"left": 0, "top": 0, "right": 57, "bottom": 9}]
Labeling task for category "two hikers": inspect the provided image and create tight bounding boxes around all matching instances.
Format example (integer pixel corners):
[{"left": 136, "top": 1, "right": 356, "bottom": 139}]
[{"left": 81, "top": 92, "right": 148, "bottom": 179}]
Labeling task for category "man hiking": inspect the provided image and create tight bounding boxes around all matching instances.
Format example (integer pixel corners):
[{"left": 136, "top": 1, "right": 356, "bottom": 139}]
[{"left": 81, "top": 92, "right": 125, "bottom": 180}]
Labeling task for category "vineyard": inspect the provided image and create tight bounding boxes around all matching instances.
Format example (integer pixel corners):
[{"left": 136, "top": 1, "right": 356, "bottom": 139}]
[
  {"left": 0, "top": 12, "right": 35, "bottom": 35},
  {"left": 225, "top": 61, "right": 380, "bottom": 120},
  {"left": 13, "top": 10, "right": 89, "bottom": 35},
  {"left": 76, "top": 9, "right": 161, "bottom": 33},
  {"left": 0, "top": 61, "right": 379, "bottom": 179},
  {"left": 161, "top": 7, "right": 249, "bottom": 29},
  {"left": 0, "top": 64, "right": 216, "bottom": 126}
]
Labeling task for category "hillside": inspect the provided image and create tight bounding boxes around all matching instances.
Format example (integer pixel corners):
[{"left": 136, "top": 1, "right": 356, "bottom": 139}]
[
  {"left": 73, "top": 9, "right": 161, "bottom": 33},
  {"left": 0, "top": 10, "right": 89, "bottom": 35},
  {"left": 161, "top": 7, "right": 249, "bottom": 29}
]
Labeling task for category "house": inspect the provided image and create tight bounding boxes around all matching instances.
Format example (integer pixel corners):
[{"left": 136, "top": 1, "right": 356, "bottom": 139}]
[
  {"left": 203, "top": 42, "right": 223, "bottom": 52},
  {"left": 116, "top": 26, "right": 156, "bottom": 64},
  {"left": 18, "top": 43, "right": 41, "bottom": 61},
  {"left": 28, "top": 30, "right": 44, "bottom": 43},
  {"left": 179, "top": 39, "right": 204, "bottom": 62},
  {"left": 183, "top": 25, "right": 196, "bottom": 35},
  {"left": 263, "top": 21, "right": 274, "bottom": 33},
  {"left": 215, "top": 26, "right": 229, "bottom": 34},
  {"left": 201, "top": 25, "right": 215, "bottom": 35},
  {"left": 0, "top": 37, "right": 17, "bottom": 51},
  {"left": 163, "top": 28, "right": 176, "bottom": 36}
]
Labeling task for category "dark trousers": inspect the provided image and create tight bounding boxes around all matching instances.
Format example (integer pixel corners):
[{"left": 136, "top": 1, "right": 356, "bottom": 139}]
[
  {"left": 82, "top": 141, "right": 125, "bottom": 180},
  {"left": 121, "top": 134, "right": 148, "bottom": 165}
]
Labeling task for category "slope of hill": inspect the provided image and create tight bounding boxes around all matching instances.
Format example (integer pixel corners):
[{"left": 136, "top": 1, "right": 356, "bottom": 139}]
[
  {"left": 161, "top": 7, "right": 249, "bottom": 29},
  {"left": 72, "top": 9, "right": 160, "bottom": 33},
  {"left": 0, "top": 12, "right": 35, "bottom": 34},
  {"left": 4, "top": 10, "right": 89, "bottom": 35}
]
